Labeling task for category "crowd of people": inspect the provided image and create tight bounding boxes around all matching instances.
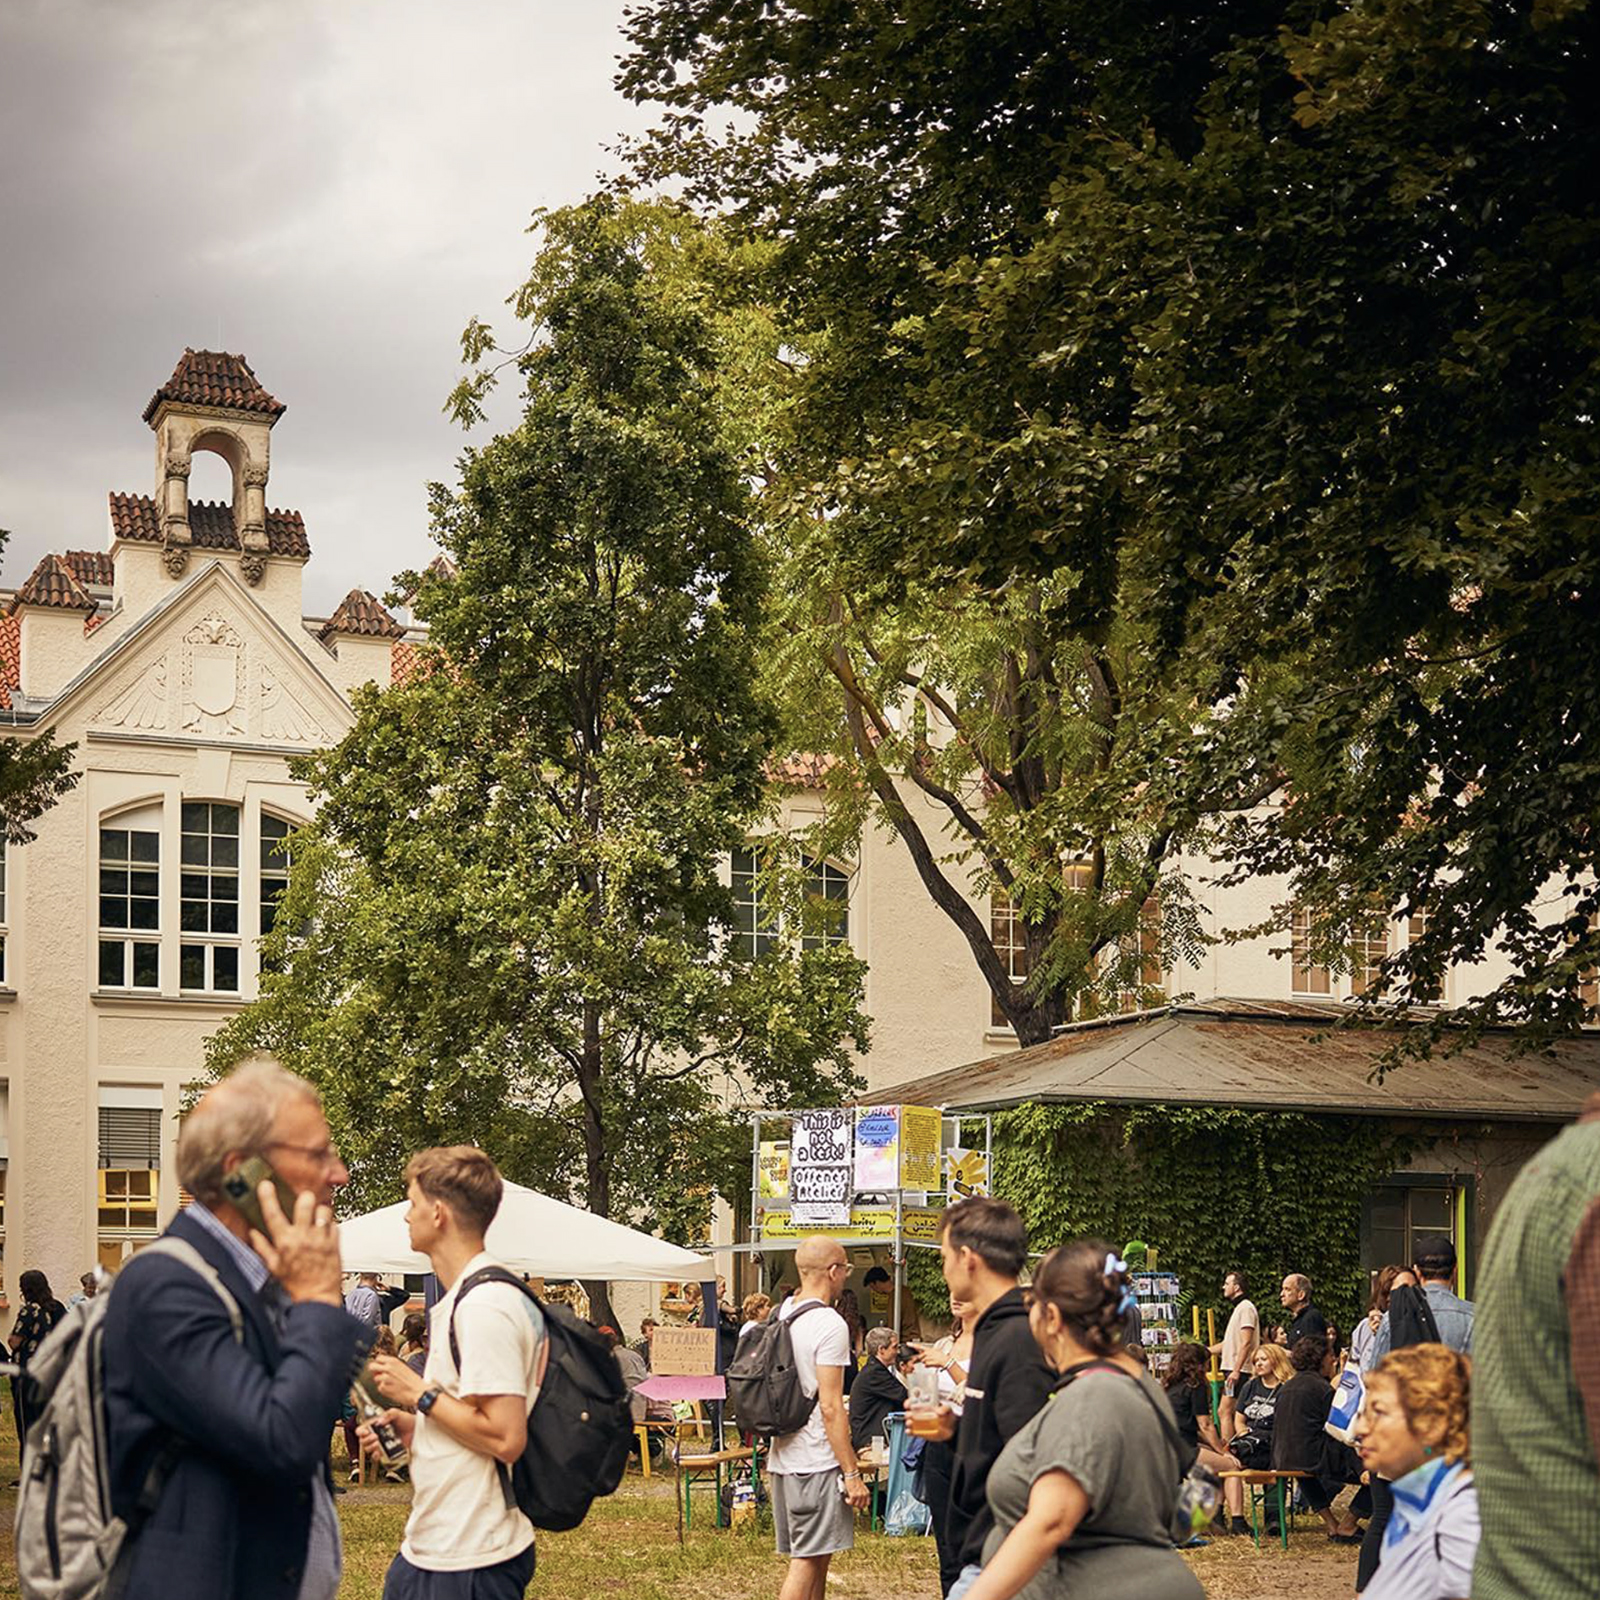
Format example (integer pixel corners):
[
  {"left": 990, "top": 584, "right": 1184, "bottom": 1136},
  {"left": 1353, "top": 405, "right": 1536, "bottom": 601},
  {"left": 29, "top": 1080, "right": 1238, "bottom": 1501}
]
[{"left": 6, "top": 1076, "right": 1598, "bottom": 1600}]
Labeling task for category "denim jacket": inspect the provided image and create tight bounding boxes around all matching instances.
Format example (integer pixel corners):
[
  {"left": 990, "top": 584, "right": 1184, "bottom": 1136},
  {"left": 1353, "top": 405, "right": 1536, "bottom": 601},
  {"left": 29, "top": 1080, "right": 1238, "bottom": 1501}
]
[{"left": 1364, "top": 1282, "right": 1474, "bottom": 1369}]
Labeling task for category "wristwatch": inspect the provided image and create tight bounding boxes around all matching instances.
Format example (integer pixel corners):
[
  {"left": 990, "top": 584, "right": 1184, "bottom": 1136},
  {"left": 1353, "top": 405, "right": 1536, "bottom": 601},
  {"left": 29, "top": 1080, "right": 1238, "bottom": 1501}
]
[{"left": 416, "top": 1386, "right": 443, "bottom": 1415}]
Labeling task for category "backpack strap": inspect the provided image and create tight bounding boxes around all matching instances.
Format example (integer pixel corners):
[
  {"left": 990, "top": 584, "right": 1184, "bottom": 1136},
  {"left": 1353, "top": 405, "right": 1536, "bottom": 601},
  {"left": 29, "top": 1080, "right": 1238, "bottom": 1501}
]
[
  {"left": 444, "top": 1267, "right": 542, "bottom": 1514},
  {"left": 1053, "top": 1360, "right": 1195, "bottom": 1475}
]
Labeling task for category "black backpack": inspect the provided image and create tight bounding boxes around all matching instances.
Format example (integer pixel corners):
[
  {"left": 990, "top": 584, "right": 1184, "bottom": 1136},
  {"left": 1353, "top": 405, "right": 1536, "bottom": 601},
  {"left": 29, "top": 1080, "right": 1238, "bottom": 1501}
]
[
  {"left": 726, "top": 1301, "right": 824, "bottom": 1438},
  {"left": 448, "top": 1268, "right": 633, "bottom": 1532},
  {"left": 1387, "top": 1283, "right": 1442, "bottom": 1351}
]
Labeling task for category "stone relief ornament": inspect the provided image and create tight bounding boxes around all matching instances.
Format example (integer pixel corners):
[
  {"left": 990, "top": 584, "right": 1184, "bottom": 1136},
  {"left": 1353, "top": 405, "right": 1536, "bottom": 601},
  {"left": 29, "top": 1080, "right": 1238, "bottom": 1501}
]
[
  {"left": 95, "top": 655, "right": 169, "bottom": 731},
  {"left": 162, "top": 545, "right": 189, "bottom": 578},
  {"left": 182, "top": 614, "right": 245, "bottom": 736},
  {"left": 240, "top": 550, "right": 267, "bottom": 586},
  {"left": 259, "top": 663, "right": 326, "bottom": 743}
]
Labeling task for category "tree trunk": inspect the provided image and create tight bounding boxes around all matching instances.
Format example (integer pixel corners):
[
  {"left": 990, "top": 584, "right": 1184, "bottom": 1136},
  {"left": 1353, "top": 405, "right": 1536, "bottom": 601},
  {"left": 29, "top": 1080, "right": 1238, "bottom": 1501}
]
[{"left": 577, "top": 996, "right": 616, "bottom": 1330}]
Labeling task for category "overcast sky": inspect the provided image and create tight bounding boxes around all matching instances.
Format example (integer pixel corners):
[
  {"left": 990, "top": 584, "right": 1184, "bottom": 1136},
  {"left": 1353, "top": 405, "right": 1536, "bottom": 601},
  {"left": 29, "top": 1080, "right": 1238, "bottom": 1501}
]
[{"left": 0, "top": 0, "right": 655, "bottom": 613}]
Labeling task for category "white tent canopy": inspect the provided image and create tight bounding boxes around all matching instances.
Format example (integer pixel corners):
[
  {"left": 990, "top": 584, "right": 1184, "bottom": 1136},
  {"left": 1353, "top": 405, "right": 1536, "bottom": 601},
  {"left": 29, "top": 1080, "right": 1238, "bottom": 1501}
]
[{"left": 337, "top": 1180, "right": 712, "bottom": 1283}]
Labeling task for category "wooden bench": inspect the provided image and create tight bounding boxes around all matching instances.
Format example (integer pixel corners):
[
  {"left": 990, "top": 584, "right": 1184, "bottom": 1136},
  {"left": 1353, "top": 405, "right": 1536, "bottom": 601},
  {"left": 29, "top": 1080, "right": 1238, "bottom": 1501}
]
[
  {"left": 675, "top": 1443, "right": 757, "bottom": 1535},
  {"left": 1217, "top": 1469, "right": 1309, "bottom": 1550}
]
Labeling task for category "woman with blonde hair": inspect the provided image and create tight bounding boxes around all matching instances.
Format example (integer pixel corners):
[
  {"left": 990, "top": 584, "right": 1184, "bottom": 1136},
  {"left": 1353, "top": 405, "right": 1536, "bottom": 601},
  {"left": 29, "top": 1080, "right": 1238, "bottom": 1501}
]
[{"left": 1355, "top": 1344, "right": 1478, "bottom": 1599}]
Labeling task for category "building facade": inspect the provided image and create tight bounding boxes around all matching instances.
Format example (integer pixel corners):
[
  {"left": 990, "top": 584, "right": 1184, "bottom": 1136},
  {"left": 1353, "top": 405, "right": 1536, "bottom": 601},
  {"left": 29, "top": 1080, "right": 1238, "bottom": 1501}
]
[{"left": 0, "top": 351, "right": 419, "bottom": 1316}]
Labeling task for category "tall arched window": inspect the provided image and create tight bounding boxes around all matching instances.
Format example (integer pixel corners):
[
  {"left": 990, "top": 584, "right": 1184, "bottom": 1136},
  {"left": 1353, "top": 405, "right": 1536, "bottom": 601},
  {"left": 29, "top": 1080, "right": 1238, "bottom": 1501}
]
[
  {"left": 180, "top": 802, "right": 239, "bottom": 993},
  {"left": 99, "top": 805, "right": 161, "bottom": 990}
]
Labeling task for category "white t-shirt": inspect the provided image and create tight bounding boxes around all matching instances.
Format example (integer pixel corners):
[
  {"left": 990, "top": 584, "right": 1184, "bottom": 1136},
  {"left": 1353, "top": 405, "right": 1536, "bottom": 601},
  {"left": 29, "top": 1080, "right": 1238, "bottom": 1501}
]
[
  {"left": 765, "top": 1296, "right": 850, "bottom": 1477},
  {"left": 402, "top": 1254, "right": 546, "bottom": 1572},
  {"left": 1221, "top": 1296, "right": 1260, "bottom": 1373}
]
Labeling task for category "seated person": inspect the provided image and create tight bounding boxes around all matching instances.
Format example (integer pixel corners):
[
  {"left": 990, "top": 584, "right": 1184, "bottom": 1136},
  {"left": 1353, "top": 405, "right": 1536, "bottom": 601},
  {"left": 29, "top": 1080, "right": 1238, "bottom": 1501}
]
[
  {"left": 848, "top": 1326, "right": 909, "bottom": 1451},
  {"left": 1163, "top": 1342, "right": 1247, "bottom": 1534},
  {"left": 1273, "top": 1335, "right": 1361, "bottom": 1539}
]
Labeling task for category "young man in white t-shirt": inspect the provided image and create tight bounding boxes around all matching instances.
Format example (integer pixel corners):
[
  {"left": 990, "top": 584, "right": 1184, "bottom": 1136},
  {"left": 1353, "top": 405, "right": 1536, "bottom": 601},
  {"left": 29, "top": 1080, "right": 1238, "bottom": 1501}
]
[
  {"left": 768, "top": 1236, "right": 870, "bottom": 1600},
  {"left": 1210, "top": 1268, "right": 1259, "bottom": 1442},
  {"left": 365, "top": 1146, "right": 546, "bottom": 1600}
]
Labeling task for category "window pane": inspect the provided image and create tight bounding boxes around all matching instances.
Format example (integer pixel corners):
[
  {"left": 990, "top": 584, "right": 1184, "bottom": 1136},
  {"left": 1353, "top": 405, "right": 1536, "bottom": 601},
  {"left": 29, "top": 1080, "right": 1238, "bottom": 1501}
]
[
  {"left": 180, "top": 873, "right": 208, "bottom": 901},
  {"left": 213, "top": 947, "right": 239, "bottom": 992},
  {"left": 180, "top": 946, "right": 205, "bottom": 989},
  {"left": 181, "top": 803, "right": 207, "bottom": 832},
  {"left": 129, "top": 871, "right": 158, "bottom": 899},
  {"left": 212, "top": 902, "right": 238, "bottom": 935},
  {"left": 100, "top": 868, "right": 124, "bottom": 896},
  {"left": 99, "top": 941, "right": 125, "bottom": 987},
  {"left": 179, "top": 901, "right": 206, "bottom": 933},
  {"left": 129, "top": 831, "right": 159, "bottom": 864},
  {"left": 1410, "top": 1189, "right": 1452, "bottom": 1229},
  {"left": 100, "top": 896, "right": 128, "bottom": 929},
  {"left": 132, "top": 943, "right": 160, "bottom": 988},
  {"left": 212, "top": 835, "right": 238, "bottom": 869},
  {"left": 212, "top": 806, "right": 238, "bottom": 835},
  {"left": 213, "top": 875, "right": 238, "bottom": 902},
  {"left": 129, "top": 897, "right": 159, "bottom": 931},
  {"left": 100, "top": 829, "right": 127, "bottom": 861}
]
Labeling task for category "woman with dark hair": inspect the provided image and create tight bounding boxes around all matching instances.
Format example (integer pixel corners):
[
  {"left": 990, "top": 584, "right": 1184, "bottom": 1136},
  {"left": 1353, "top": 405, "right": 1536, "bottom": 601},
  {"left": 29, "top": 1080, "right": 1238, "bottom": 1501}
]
[
  {"left": 7, "top": 1269, "right": 66, "bottom": 1455},
  {"left": 1273, "top": 1335, "right": 1362, "bottom": 1539},
  {"left": 954, "top": 1240, "right": 1203, "bottom": 1600},
  {"left": 399, "top": 1310, "right": 429, "bottom": 1377},
  {"left": 1163, "top": 1342, "right": 1247, "bottom": 1532}
]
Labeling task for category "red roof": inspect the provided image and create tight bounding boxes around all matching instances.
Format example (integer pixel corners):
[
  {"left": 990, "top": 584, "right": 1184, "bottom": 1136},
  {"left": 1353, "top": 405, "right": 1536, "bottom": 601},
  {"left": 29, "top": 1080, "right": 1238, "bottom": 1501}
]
[
  {"left": 320, "top": 589, "right": 404, "bottom": 642},
  {"left": 109, "top": 492, "right": 310, "bottom": 559},
  {"left": 143, "top": 349, "right": 285, "bottom": 424},
  {"left": 12, "top": 552, "right": 98, "bottom": 613},
  {"left": 64, "top": 550, "right": 115, "bottom": 588},
  {"left": 0, "top": 613, "right": 19, "bottom": 709}
]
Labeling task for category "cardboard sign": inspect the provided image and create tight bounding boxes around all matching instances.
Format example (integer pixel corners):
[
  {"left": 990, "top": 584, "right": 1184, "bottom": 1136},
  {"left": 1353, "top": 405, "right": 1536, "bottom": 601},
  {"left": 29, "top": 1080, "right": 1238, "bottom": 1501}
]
[
  {"left": 854, "top": 1106, "right": 900, "bottom": 1190},
  {"left": 946, "top": 1147, "right": 990, "bottom": 1198},
  {"left": 651, "top": 1325, "right": 719, "bottom": 1376}
]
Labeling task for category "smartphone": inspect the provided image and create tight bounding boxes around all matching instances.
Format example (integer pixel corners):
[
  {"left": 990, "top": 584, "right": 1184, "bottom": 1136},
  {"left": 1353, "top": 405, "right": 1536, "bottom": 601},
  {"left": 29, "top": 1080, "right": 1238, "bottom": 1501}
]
[{"left": 220, "top": 1154, "right": 301, "bottom": 1235}]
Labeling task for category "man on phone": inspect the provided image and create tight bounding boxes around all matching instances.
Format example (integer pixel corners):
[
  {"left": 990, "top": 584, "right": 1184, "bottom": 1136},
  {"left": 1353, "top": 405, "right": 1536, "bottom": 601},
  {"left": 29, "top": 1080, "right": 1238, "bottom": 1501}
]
[
  {"left": 101, "top": 1057, "right": 374, "bottom": 1600},
  {"left": 361, "top": 1146, "right": 545, "bottom": 1600}
]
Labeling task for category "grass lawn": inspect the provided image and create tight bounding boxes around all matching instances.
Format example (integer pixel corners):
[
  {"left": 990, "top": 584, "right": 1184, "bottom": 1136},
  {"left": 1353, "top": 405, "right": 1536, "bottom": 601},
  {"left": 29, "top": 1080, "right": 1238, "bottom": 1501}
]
[{"left": 1, "top": 1401, "right": 1362, "bottom": 1598}]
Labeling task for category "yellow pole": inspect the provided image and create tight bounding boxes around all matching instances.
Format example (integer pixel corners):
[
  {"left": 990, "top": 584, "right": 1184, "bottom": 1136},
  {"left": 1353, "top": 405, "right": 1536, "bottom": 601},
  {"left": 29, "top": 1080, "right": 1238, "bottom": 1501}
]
[
  {"left": 1207, "top": 1309, "right": 1220, "bottom": 1378},
  {"left": 1192, "top": 1304, "right": 1201, "bottom": 1342}
]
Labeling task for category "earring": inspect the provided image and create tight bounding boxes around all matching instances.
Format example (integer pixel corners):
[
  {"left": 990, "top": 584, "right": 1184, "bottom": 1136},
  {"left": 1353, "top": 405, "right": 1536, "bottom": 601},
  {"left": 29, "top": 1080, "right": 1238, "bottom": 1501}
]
[{"left": 1423, "top": 1445, "right": 1434, "bottom": 1457}]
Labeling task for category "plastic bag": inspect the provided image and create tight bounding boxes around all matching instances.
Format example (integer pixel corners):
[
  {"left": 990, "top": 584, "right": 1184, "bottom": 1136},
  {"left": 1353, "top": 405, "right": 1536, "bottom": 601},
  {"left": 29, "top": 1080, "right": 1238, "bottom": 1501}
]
[{"left": 885, "top": 1488, "right": 933, "bottom": 1536}]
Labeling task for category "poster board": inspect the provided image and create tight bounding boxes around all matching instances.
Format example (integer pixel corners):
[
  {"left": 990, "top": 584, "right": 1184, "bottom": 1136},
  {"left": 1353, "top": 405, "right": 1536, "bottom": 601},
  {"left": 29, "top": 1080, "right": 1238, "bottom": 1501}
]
[
  {"left": 792, "top": 1109, "right": 853, "bottom": 1224},
  {"left": 898, "top": 1105, "right": 943, "bottom": 1192},
  {"left": 758, "top": 1205, "right": 944, "bottom": 1244},
  {"left": 651, "top": 1325, "right": 719, "bottom": 1377},
  {"left": 759, "top": 1141, "right": 791, "bottom": 1199},
  {"left": 854, "top": 1106, "right": 901, "bottom": 1190},
  {"left": 946, "top": 1147, "right": 990, "bottom": 1198}
]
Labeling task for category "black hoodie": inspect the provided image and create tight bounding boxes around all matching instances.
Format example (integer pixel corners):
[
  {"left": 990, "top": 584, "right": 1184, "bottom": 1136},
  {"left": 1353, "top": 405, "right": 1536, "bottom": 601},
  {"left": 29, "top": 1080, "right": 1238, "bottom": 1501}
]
[{"left": 946, "top": 1285, "right": 1056, "bottom": 1572}]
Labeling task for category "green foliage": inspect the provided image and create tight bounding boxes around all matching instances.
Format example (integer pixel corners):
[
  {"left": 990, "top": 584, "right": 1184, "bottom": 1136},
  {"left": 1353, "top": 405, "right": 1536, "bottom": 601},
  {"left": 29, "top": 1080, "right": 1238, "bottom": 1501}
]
[
  {"left": 991, "top": 1104, "right": 1423, "bottom": 1335},
  {"left": 620, "top": 0, "right": 1600, "bottom": 1050},
  {"left": 207, "top": 197, "right": 869, "bottom": 1270}
]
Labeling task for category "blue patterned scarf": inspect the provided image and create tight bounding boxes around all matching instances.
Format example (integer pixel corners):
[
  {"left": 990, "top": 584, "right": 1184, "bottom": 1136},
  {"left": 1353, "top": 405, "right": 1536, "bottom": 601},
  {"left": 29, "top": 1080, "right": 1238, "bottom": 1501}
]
[{"left": 1384, "top": 1456, "right": 1466, "bottom": 1554}]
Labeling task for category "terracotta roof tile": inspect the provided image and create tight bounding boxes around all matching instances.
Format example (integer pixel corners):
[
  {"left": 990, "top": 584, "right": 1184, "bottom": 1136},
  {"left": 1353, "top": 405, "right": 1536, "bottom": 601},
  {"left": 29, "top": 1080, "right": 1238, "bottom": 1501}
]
[
  {"left": 64, "top": 550, "right": 115, "bottom": 588},
  {"left": 320, "top": 589, "right": 405, "bottom": 642},
  {"left": 390, "top": 640, "right": 430, "bottom": 686},
  {"left": 142, "top": 349, "right": 285, "bottom": 424},
  {"left": 12, "top": 552, "right": 98, "bottom": 613},
  {"left": 767, "top": 753, "right": 838, "bottom": 788},
  {"left": 0, "top": 613, "right": 18, "bottom": 709},
  {"left": 108, "top": 492, "right": 310, "bottom": 559}
]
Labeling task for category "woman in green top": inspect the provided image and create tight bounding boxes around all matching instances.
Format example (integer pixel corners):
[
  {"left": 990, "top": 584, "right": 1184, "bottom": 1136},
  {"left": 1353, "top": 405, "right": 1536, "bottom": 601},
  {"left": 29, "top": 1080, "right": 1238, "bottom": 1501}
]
[{"left": 957, "top": 1240, "right": 1204, "bottom": 1600}]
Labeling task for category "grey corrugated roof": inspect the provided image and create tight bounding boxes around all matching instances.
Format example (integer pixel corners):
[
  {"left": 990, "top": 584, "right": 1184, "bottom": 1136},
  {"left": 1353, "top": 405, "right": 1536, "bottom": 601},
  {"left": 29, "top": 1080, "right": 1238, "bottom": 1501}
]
[{"left": 873, "top": 999, "right": 1600, "bottom": 1125}]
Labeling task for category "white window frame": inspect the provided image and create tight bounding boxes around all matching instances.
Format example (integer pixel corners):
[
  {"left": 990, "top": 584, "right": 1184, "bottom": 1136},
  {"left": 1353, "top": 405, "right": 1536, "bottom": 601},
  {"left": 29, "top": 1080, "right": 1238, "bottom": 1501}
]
[
  {"left": 179, "top": 802, "right": 241, "bottom": 995},
  {"left": 98, "top": 805, "right": 163, "bottom": 992}
]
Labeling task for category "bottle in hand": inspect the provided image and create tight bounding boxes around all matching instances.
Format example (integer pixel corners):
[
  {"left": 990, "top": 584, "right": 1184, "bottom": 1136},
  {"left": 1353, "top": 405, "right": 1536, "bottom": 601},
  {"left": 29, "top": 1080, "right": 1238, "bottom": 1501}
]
[{"left": 352, "top": 1367, "right": 409, "bottom": 1465}]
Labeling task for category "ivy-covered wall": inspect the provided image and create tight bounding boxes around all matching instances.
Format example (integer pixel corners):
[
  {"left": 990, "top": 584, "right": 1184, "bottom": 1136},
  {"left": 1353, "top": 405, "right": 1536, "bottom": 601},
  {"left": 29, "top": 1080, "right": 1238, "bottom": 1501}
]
[{"left": 906, "top": 1102, "right": 1425, "bottom": 1338}]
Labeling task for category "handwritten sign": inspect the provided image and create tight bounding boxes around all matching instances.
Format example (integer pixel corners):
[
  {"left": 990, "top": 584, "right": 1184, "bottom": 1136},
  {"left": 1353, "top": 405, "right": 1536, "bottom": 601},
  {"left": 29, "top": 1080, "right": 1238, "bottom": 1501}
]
[
  {"left": 651, "top": 1325, "right": 719, "bottom": 1376},
  {"left": 899, "top": 1105, "right": 943, "bottom": 1191},
  {"left": 792, "top": 1109, "right": 852, "bottom": 1225},
  {"left": 854, "top": 1106, "right": 900, "bottom": 1190}
]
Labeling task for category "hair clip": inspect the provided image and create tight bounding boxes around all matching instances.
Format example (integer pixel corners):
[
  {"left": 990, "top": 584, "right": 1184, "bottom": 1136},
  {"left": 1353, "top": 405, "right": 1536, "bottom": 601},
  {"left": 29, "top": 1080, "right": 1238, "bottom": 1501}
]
[
  {"left": 1117, "top": 1287, "right": 1138, "bottom": 1315},
  {"left": 1104, "top": 1252, "right": 1128, "bottom": 1276}
]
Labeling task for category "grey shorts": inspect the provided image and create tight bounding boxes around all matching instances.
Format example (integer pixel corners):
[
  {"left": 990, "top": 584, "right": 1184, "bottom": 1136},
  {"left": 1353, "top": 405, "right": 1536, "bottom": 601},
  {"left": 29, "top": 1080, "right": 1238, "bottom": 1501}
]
[{"left": 770, "top": 1469, "right": 855, "bottom": 1558}]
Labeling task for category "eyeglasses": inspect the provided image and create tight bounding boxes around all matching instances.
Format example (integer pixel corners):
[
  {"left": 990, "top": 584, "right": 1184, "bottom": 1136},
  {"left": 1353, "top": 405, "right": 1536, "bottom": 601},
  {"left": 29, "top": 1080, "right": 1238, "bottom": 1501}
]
[{"left": 265, "top": 1139, "right": 343, "bottom": 1168}]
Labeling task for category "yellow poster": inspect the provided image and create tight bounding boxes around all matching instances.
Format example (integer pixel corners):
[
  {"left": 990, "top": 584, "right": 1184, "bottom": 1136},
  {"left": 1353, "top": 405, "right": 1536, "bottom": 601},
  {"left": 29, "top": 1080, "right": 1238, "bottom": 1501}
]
[
  {"left": 899, "top": 1105, "right": 943, "bottom": 1191},
  {"left": 947, "top": 1147, "right": 990, "bottom": 1198},
  {"left": 759, "top": 1141, "right": 791, "bottom": 1199},
  {"left": 758, "top": 1205, "right": 944, "bottom": 1243}
]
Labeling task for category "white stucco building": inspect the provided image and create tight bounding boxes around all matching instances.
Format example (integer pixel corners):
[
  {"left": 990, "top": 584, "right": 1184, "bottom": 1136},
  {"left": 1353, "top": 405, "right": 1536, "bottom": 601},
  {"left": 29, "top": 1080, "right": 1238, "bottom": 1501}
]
[{"left": 0, "top": 351, "right": 422, "bottom": 1314}]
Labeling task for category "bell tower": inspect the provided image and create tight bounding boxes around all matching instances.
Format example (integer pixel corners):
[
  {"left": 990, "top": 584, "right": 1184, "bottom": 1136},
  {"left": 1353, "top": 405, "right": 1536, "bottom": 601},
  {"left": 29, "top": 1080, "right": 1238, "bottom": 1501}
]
[{"left": 141, "top": 349, "right": 286, "bottom": 584}]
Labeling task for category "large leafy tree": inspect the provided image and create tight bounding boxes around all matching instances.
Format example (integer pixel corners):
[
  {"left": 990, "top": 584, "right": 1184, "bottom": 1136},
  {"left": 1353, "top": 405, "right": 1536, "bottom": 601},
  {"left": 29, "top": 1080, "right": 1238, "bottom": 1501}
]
[
  {"left": 620, "top": 0, "right": 1600, "bottom": 1045},
  {"left": 208, "top": 199, "right": 868, "bottom": 1316}
]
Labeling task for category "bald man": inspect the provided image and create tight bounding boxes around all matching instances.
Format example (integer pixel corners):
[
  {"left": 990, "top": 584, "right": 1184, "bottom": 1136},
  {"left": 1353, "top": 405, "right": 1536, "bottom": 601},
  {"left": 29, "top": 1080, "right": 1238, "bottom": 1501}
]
[{"left": 768, "top": 1237, "right": 870, "bottom": 1600}]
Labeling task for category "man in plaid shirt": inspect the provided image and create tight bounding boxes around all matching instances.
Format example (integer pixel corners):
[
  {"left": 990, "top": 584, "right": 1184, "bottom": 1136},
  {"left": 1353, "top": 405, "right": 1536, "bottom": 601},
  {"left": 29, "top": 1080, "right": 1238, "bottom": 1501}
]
[{"left": 1471, "top": 1093, "right": 1600, "bottom": 1598}]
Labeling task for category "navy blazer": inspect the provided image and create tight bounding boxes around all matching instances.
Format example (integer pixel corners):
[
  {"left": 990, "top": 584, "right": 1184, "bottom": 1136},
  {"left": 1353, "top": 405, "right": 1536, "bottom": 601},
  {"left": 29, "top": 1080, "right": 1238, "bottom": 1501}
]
[{"left": 101, "top": 1211, "right": 374, "bottom": 1600}]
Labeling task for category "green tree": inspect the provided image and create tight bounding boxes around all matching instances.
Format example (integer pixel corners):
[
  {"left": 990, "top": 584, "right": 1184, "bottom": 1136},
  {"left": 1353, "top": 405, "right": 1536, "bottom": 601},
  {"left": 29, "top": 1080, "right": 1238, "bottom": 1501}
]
[
  {"left": 208, "top": 197, "right": 868, "bottom": 1320},
  {"left": 621, "top": 0, "right": 1600, "bottom": 1046}
]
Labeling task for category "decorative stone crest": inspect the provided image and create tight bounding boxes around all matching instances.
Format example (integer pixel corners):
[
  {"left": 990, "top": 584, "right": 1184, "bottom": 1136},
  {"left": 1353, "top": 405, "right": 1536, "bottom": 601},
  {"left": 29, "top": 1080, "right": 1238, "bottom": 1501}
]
[
  {"left": 259, "top": 664, "right": 326, "bottom": 743},
  {"left": 95, "top": 655, "right": 169, "bottom": 731},
  {"left": 182, "top": 613, "right": 245, "bottom": 735}
]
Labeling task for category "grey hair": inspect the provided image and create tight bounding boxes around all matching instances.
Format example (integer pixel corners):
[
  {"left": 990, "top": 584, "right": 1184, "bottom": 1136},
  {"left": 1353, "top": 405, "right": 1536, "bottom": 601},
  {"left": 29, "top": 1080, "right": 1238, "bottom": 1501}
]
[
  {"left": 177, "top": 1056, "right": 320, "bottom": 1205},
  {"left": 865, "top": 1325, "right": 897, "bottom": 1357},
  {"left": 1287, "top": 1273, "right": 1312, "bottom": 1296}
]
